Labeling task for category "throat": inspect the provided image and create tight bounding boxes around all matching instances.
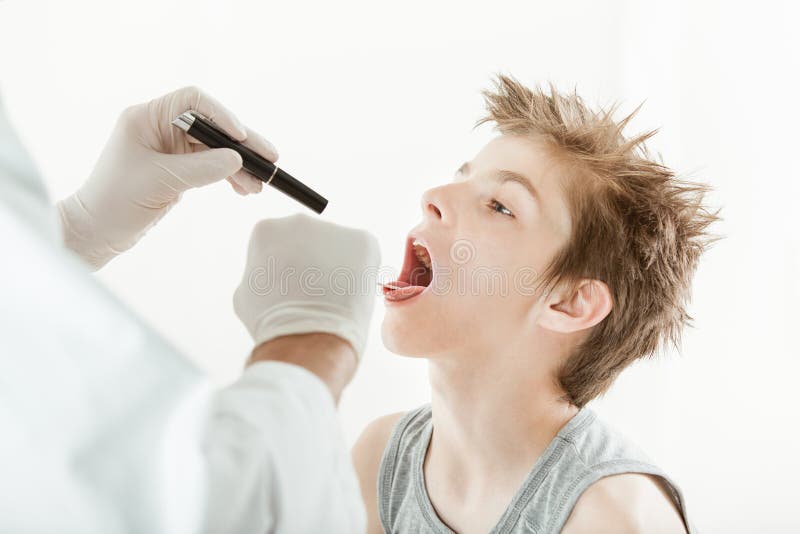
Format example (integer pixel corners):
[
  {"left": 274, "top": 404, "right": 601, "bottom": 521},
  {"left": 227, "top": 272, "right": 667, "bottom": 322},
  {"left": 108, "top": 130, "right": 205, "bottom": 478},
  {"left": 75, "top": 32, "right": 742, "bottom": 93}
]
[{"left": 426, "top": 359, "right": 580, "bottom": 478}]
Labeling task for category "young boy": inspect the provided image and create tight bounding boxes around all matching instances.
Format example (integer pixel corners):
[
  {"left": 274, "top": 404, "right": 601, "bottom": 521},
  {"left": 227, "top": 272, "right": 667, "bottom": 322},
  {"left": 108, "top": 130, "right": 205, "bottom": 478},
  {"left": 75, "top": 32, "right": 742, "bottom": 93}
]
[{"left": 353, "top": 75, "right": 717, "bottom": 533}]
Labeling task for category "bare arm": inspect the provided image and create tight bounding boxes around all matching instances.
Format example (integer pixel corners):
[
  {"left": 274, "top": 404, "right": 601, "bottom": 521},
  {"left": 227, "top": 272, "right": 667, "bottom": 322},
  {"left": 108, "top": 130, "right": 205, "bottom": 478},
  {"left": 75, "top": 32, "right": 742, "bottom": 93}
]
[
  {"left": 561, "top": 473, "right": 688, "bottom": 534},
  {"left": 351, "top": 413, "right": 406, "bottom": 534}
]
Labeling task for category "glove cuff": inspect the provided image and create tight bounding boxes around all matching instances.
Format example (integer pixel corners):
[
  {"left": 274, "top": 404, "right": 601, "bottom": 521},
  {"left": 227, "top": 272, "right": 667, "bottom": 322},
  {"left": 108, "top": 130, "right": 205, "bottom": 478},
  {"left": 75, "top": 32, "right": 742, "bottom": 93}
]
[
  {"left": 249, "top": 300, "right": 369, "bottom": 361},
  {"left": 56, "top": 194, "right": 119, "bottom": 270}
]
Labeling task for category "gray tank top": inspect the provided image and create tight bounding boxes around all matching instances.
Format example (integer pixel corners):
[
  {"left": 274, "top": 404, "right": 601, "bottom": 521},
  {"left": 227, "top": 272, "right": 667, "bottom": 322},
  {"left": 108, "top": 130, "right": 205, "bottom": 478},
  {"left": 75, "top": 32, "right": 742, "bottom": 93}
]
[{"left": 377, "top": 404, "right": 694, "bottom": 533}]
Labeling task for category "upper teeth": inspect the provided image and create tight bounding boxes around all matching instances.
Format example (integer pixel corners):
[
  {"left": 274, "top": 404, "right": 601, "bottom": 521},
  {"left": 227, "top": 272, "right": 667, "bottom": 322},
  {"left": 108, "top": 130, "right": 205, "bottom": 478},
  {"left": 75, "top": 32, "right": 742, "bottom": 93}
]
[{"left": 412, "top": 239, "right": 432, "bottom": 270}]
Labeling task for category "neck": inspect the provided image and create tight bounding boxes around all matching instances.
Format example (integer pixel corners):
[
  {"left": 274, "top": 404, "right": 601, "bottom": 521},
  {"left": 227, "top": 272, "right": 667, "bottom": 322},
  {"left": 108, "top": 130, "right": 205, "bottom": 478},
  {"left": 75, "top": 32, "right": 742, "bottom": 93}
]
[{"left": 426, "top": 339, "right": 579, "bottom": 483}]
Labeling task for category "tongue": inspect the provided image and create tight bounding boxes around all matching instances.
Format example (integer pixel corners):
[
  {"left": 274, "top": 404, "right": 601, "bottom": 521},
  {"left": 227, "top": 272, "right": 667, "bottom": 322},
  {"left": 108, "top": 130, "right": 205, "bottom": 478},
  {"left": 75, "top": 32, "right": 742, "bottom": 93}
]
[{"left": 382, "top": 280, "right": 426, "bottom": 302}]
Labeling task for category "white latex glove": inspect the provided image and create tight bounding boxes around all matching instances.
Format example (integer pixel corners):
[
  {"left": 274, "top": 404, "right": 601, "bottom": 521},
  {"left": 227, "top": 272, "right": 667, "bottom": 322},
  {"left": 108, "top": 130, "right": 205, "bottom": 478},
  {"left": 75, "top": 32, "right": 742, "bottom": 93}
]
[
  {"left": 57, "top": 86, "right": 278, "bottom": 270},
  {"left": 233, "top": 214, "right": 382, "bottom": 361}
]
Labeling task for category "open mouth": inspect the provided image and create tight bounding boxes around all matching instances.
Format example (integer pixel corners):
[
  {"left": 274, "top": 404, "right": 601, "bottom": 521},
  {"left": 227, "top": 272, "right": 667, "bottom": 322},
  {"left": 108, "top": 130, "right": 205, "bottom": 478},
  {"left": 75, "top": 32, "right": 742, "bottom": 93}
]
[{"left": 382, "top": 235, "right": 434, "bottom": 303}]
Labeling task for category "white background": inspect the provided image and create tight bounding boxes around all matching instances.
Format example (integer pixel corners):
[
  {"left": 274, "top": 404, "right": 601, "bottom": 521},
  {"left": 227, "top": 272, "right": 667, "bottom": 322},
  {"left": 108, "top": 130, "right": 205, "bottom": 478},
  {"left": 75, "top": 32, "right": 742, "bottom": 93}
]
[{"left": 1, "top": 1, "right": 798, "bottom": 531}]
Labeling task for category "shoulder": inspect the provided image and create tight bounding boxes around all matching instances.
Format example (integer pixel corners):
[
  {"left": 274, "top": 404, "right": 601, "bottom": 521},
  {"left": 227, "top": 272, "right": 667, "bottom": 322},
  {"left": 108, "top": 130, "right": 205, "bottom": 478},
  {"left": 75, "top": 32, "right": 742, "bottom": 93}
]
[
  {"left": 351, "top": 412, "right": 407, "bottom": 534},
  {"left": 560, "top": 473, "right": 687, "bottom": 534},
  {"left": 352, "top": 412, "right": 406, "bottom": 472}
]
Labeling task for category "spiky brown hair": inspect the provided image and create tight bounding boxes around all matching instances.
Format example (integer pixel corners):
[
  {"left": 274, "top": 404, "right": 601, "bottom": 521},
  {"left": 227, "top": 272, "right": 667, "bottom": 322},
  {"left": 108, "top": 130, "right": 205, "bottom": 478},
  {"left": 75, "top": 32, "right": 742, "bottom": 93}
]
[{"left": 477, "top": 74, "right": 720, "bottom": 407}]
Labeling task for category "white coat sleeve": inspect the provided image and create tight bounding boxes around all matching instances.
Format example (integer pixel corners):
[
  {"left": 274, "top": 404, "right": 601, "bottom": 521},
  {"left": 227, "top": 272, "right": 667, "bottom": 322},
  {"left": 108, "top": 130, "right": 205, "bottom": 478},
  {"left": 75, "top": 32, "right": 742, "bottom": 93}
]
[{"left": 201, "top": 361, "right": 367, "bottom": 534}]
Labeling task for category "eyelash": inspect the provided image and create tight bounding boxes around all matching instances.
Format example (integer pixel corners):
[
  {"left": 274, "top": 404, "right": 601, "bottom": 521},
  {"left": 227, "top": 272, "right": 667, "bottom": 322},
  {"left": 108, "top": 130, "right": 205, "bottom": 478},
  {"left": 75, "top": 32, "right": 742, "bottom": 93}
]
[{"left": 488, "top": 199, "right": 514, "bottom": 218}]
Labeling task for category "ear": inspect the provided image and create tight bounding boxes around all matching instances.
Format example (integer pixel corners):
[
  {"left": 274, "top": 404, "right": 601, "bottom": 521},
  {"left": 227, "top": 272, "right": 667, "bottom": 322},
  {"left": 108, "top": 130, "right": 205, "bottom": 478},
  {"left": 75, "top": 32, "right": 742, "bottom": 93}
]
[{"left": 538, "top": 279, "right": 613, "bottom": 334}]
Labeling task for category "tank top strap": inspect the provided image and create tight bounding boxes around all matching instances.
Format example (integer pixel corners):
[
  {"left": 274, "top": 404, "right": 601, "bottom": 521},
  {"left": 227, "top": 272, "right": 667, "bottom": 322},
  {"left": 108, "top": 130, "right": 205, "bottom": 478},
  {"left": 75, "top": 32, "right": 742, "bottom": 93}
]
[
  {"left": 515, "top": 408, "right": 695, "bottom": 533},
  {"left": 377, "top": 403, "right": 435, "bottom": 532}
]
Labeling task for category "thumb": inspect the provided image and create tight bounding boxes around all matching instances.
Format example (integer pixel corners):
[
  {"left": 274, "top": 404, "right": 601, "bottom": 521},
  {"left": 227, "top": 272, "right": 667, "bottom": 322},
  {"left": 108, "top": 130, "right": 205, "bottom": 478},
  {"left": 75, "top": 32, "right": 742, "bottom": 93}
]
[{"left": 163, "top": 148, "right": 243, "bottom": 190}]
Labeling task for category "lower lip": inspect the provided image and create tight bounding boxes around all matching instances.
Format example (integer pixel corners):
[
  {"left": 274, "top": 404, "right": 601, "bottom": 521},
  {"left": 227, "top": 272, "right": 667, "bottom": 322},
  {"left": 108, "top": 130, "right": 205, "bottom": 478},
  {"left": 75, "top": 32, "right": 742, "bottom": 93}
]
[{"left": 382, "top": 282, "right": 428, "bottom": 303}]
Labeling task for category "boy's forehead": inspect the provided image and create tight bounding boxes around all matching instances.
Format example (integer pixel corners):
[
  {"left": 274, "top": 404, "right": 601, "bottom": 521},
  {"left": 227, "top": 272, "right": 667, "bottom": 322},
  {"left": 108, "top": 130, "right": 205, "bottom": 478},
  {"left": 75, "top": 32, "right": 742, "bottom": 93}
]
[
  {"left": 466, "top": 135, "right": 563, "bottom": 202},
  {"left": 471, "top": 135, "right": 553, "bottom": 179}
]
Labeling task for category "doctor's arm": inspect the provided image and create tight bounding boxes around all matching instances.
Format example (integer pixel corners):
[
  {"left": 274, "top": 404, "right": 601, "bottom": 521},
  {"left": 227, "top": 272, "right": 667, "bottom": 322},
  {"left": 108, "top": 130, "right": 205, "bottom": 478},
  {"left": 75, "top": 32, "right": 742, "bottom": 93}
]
[
  {"left": 56, "top": 86, "right": 275, "bottom": 270},
  {"left": 201, "top": 334, "right": 362, "bottom": 533},
  {"left": 201, "top": 214, "right": 380, "bottom": 533}
]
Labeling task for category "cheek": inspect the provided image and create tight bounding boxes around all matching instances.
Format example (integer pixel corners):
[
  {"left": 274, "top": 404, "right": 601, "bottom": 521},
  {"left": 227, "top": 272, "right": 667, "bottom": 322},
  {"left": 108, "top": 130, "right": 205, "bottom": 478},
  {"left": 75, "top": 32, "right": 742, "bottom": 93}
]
[{"left": 455, "top": 256, "right": 538, "bottom": 327}]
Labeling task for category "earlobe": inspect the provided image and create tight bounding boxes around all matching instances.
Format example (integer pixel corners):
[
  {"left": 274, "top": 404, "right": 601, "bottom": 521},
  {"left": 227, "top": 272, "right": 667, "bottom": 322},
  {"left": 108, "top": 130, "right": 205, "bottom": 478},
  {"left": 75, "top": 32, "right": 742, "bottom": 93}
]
[{"left": 538, "top": 279, "right": 613, "bottom": 334}]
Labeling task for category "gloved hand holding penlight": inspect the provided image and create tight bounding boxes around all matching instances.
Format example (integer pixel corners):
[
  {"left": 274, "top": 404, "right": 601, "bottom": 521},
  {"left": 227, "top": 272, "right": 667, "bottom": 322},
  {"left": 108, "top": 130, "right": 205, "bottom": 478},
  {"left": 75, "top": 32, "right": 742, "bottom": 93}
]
[{"left": 172, "top": 111, "right": 328, "bottom": 214}]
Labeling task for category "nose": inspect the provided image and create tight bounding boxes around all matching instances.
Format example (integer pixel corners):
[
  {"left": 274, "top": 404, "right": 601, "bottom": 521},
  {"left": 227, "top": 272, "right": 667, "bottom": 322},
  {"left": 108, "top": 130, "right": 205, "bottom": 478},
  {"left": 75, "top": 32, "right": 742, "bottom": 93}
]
[{"left": 420, "top": 185, "right": 448, "bottom": 223}]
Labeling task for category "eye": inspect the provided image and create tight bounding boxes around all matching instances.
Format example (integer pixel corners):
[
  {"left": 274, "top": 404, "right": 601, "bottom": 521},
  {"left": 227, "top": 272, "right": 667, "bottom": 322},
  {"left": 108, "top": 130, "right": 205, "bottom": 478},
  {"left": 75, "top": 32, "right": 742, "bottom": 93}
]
[{"left": 488, "top": 199, "right": 514, "bottom": 218}]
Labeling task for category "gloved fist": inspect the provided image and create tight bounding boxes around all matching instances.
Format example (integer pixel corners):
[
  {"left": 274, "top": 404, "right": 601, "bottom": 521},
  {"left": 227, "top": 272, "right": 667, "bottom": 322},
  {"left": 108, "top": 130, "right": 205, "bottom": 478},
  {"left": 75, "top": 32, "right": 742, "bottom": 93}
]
[
  {"left": 234, "top": 214, "right": 382, "bottom": 362},
  {"left": 57, "top": 86, "right": 278, "bottom": 269}
]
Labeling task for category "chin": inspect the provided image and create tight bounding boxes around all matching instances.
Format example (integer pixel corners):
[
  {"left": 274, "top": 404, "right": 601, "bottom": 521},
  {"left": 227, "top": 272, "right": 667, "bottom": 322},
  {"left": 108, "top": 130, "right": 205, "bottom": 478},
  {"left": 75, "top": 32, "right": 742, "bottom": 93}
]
[
  {"left": 381, "top": 315, "right": 426, "bottom": 357},
  {"left": 380, "top": 311, "right": 451, "bottom": 358}
]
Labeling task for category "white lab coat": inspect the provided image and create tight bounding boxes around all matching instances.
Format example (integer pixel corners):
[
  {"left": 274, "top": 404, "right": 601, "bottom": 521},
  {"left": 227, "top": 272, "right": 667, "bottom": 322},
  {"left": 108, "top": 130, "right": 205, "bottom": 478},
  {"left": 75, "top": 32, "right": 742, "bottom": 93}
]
[{"left": 0, "top": 93, "right": 366, "bottom": 534}]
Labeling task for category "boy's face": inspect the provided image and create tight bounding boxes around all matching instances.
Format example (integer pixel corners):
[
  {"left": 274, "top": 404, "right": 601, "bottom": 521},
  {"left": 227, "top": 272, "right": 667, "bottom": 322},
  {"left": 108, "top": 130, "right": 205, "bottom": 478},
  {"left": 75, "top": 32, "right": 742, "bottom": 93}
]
[{"left": 381, "top": 135, "right": 573, "bottom": 359}]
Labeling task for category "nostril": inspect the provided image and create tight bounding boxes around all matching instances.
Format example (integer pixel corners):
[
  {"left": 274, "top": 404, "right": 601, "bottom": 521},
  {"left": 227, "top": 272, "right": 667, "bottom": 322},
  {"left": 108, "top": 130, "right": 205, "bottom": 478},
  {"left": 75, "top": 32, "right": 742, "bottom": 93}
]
[{"left": 428, "top": 202, "right": 442, "bottom": 218}]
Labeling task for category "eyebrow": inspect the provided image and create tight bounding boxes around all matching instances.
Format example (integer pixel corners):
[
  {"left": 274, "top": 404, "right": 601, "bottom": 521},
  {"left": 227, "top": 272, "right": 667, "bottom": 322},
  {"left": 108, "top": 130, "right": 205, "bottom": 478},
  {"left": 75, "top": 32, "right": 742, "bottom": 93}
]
[{"left": 457, "top": 162, "right": 538, "bottom": 202}]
